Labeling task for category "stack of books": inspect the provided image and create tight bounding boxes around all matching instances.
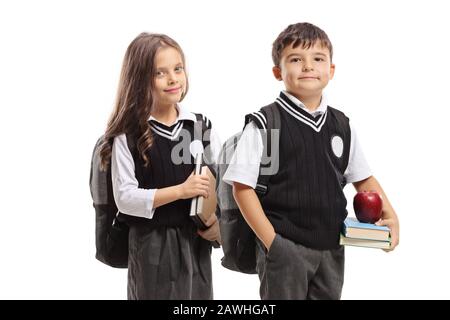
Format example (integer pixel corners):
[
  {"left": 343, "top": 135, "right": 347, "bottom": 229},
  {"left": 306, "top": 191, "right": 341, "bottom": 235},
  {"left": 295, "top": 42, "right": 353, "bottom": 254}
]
[{"left": 340, "top": 217, "right": 391, "bottom": 249}]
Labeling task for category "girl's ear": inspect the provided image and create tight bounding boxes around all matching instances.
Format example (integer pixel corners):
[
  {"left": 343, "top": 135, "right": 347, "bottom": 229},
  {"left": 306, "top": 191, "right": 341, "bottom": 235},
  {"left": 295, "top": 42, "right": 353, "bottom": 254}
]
[{"left": 272, "top": 66, "right": 282, "bottom": 81}]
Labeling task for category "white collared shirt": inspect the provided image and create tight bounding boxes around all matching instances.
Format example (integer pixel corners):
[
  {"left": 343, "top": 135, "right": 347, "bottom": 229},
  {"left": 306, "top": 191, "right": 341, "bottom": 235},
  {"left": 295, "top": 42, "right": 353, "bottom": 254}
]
[
  {"left": 111, "top": 104, "right": 221, "bottom": 219},
  {"left": 223, "top": 91, "right": 372, "bottom": 188},
  {"left": 283, "top": 90, "right": 329, "bottom": 117}
]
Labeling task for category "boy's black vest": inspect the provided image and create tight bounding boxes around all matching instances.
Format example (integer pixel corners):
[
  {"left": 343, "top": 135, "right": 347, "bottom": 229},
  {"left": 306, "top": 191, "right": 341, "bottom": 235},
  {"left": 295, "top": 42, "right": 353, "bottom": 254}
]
[
  {"left": 126, "top": 116, "right": 211, "bottom": 228},
  {"left": 250, "top": 93, "right": 351, "bottom": 250}
]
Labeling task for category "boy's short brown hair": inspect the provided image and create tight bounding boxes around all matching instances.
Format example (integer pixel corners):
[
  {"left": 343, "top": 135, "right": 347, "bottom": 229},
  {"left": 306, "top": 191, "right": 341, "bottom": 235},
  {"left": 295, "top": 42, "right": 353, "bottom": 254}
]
[{"left": 272, "top": 22, "right": 333, "bottom": 66}]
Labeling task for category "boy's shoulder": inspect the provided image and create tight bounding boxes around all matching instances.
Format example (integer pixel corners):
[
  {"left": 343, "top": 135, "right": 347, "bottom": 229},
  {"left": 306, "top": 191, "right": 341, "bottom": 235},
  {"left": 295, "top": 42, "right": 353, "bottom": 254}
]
[
  {"left": 244, "top": 102, "right": 279, "bottom": 131},
  {"left": 326, "top": 105, "right": 351, "bottom": 127},
  {"left": 245, "top": 102, "right": 351, "bottom": 130},
  {"left": 327, "top": 105, "right": 349, "bottom": 119}
]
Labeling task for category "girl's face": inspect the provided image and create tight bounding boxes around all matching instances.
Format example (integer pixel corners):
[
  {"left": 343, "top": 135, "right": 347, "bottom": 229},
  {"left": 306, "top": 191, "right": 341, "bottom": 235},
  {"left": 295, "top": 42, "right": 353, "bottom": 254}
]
[{"left": 153, "top": 46, "right": 186, "bottom": 108}]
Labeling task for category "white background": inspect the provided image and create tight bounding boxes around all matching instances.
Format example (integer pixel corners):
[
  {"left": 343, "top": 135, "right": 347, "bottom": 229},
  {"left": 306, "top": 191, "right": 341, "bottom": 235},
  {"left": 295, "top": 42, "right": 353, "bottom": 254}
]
[{"left": 1, "top": 0, "right": 449, "bottom": 299}]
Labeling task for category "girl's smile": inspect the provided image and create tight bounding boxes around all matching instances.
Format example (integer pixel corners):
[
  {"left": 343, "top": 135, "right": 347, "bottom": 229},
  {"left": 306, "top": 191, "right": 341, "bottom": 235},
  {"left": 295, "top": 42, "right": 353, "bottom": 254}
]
[{"left": 164, "top": 86, "right": 182, "bottom": 93}]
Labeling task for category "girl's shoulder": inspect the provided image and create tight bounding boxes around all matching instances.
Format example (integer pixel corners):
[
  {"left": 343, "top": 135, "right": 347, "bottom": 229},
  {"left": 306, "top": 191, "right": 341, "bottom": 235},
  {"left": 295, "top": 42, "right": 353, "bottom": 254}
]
[
  {"left": 112, "top": 133, "right": 128, "bottom": 147},
  {"left": 112, "top": 133, "right": 136, "bottom": 155},
  {"left": 178, "top": 104, "right": 212, "bottom": 129}
]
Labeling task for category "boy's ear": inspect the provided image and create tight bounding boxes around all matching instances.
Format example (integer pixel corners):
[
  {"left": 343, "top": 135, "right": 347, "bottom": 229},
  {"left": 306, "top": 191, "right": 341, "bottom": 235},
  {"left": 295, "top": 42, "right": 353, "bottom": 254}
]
[
  {"left": 330, "top": 63, "right": 336, "bottom": 79},
  {"left": 272, "top": 66, "right": 282, "bottom": 81}
]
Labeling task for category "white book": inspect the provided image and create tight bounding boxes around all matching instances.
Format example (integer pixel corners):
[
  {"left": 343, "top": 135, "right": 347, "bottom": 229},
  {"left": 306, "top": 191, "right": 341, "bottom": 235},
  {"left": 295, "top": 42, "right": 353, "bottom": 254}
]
[
  {"left": 340, "top": 234, "right": 391, "bottom": 249},
  {"left": 189, "top": 154, "right": 217, "bottom": 230}
]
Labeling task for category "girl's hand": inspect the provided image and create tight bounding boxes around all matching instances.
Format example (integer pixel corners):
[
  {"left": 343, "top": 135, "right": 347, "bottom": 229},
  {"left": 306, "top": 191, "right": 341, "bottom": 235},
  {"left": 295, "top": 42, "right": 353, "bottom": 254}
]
[
  {"left": 178, "top": 171, "right": 210, "bottom": 199},
  {"left": 198, "top": 214, "right": 221, "bottom": 243}
]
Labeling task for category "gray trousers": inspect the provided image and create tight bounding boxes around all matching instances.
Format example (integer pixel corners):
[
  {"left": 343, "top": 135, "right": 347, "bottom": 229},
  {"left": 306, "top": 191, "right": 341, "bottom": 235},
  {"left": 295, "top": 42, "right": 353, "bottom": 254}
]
[
  {"left": 127, "top": 223, "right": 213, "bottom": 300},
  {"left": 256, "top": 233, "right": 345, "bottom": 300}
]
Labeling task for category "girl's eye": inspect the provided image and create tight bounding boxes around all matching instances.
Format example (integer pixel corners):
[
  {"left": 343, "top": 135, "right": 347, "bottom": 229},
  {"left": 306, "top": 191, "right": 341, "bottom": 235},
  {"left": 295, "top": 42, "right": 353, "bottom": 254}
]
[
  {"left": 175, "top": 66, "right": 184, "bottom": 72},
  {"left": 156, "top": 71, "right": 165, "bottom": 77}
]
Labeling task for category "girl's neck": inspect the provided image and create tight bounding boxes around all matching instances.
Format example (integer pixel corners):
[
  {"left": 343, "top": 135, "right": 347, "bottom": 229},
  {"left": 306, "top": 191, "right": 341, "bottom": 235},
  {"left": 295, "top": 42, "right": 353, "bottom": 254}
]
[{"left": 151, "top": 103, "right": 178, "bottom": 126}]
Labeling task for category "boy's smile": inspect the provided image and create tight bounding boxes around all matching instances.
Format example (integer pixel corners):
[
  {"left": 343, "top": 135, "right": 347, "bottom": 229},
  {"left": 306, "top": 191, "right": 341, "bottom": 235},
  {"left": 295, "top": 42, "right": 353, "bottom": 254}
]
[{"left": 273, "top": 41, "right": 335, "bottom": 108}]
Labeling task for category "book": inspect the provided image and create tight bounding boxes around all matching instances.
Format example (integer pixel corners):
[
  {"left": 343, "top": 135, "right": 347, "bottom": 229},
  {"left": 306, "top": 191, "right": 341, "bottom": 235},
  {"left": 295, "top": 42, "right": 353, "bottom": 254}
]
[
  {"left": 190, "top": 165, "right": 217, "bottom": 230},
  {"left": 340, "top": 234, "right": 391, "bottom": 249},
  {"left": 342, "top": 217, "right": 390, "bottom": 241},
  {"left": 189, "top": 153, "right": 220, "bottom": 248},
  {"left": 190, "top": 158, "right": 220, "bottom": 248},
  {"left": 190, "top": 153, "right": 203, "bottom": 227}
]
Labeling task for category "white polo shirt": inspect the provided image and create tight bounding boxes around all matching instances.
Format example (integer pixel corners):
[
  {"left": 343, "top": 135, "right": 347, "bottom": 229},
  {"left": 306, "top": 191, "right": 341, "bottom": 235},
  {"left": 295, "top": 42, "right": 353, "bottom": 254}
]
[{"left": 223, "top": 91, "right": 372, "bottom": 188}]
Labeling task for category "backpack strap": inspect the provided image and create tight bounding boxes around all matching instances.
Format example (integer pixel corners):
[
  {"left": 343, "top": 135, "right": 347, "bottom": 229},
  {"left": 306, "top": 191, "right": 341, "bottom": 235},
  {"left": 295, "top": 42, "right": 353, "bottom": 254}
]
[
  {"left": 193, "top": 113, "right": 216, "bottom": 177},
  {"left": 254, "top": 103, "right": 281, "bottom": 196},
  {"left": 193, "top": 113, "right": 211, "bottom": 139},
  {"left": 245, "top": 111, "right": 267, "bottom": 131}
]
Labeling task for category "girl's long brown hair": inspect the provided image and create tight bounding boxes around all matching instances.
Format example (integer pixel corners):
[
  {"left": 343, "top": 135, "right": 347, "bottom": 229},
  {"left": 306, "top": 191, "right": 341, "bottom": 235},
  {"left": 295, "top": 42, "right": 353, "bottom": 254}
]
[{"left": 99, "top": 33, "right": 189, "bottom": 170}]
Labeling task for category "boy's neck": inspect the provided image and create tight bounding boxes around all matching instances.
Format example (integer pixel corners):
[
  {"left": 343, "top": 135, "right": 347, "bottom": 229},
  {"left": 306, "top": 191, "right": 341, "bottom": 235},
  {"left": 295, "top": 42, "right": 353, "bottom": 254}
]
[
  {"left": 151, "top": 103, "right": 178, "bottom": 126},
  {"left": 288, "top": 91, "right": 322, "bottom": 112}
]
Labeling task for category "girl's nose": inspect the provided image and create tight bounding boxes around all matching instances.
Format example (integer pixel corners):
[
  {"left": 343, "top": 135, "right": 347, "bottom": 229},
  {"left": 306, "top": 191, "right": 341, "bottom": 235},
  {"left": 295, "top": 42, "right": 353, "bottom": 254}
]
[{"left": 168, "top": 73, "right": 178, "bottom": 85}]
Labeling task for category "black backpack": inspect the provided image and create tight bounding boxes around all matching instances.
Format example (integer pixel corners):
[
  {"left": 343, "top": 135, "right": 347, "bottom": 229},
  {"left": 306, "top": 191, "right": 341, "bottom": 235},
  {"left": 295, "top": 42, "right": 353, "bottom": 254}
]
[
  {"left": 217, "top": 103, "right": 280, "bottom": 274},
  {"left": 90, "top": 114, "right": 212, "bottom": 268},
  {"left": 89, "top": 136, "right": 131, "bottom": 268}
]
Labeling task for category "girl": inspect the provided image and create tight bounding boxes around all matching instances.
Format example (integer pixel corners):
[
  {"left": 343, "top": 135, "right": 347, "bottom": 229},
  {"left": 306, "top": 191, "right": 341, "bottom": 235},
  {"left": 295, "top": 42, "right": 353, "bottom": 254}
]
[{"left": 99, "top": 33, "right": 221, "bottom": 300}]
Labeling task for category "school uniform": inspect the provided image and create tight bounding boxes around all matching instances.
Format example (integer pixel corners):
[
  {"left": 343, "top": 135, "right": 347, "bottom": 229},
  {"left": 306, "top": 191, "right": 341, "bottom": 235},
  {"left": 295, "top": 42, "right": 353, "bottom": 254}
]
[
  {"left": 223, "top": 91, "right": 372, "bottom": 300},
  {"left": 111, "top": 104, "right": 221, "bottom": 300}
]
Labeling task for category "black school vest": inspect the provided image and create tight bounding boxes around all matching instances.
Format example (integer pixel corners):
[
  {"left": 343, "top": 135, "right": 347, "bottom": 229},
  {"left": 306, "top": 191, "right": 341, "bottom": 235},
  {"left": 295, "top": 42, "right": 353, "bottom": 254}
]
[
  {"left": 250, "top": 93, "right": 351, "bottom": 250},
  {"left": 127, "top": 117, "right": 211, "bottom": 228}
]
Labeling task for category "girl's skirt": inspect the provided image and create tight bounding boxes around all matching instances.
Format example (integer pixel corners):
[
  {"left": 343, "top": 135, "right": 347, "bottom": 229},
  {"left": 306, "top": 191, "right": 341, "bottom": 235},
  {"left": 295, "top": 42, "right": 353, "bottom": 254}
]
[{"left": 127, "top": 222, "right": 213, "bottom": 300}]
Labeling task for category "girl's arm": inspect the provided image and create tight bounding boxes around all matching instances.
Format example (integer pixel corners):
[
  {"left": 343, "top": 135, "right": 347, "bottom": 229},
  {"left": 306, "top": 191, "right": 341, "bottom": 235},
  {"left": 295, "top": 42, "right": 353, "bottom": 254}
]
[
  {"left": 112, "top": 134, "right": 209, "bottom": 219},
  {"left": 153, "top": 172, "right": 209, "bottom": 208},
  {"left": 112, "top": 135, "right": 157, "bottom": 219}
]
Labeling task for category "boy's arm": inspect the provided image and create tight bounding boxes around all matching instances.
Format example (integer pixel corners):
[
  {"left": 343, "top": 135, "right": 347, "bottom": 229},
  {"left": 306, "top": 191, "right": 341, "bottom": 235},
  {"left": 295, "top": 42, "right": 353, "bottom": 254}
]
[
  {"left": 233, "top": 182, "right": 276, "bottom": 250},
  {"left": 353, "top": 175, "right": 399, "bottom": 251}
]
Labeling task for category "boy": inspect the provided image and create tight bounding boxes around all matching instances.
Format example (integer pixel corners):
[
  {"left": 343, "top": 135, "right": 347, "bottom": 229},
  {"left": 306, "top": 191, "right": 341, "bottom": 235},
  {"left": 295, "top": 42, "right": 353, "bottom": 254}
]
[{"left": 223, "top": 22, "right": 399, "bottom": 300}]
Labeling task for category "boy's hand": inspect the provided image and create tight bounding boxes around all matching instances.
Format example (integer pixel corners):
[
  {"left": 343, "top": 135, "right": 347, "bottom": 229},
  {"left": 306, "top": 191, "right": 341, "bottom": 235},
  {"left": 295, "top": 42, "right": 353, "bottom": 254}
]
[
  {"left": 353, "top": 176, "right": 399, "bottom": 253},
  {"left": 375, "top": 216, "right": 399, "bottom": 252},
  {"left": 198, "top": 214, "right": 221, "bottom": 244}
]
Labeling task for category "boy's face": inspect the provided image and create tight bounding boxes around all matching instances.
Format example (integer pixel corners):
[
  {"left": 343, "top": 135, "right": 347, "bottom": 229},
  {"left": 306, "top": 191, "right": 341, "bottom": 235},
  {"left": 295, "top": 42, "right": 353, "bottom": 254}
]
[
  {"left": 153, "top": 46, "right": 186, "bottom": 107},
  {"left": 273, "top": 41, "right": 335, "bottom": 99}
]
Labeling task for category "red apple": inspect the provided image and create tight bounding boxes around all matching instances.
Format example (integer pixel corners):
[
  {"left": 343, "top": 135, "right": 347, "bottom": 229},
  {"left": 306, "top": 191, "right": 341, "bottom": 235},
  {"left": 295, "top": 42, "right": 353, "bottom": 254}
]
[{"left": 353, "top": 191, "right": 383, "bottom": 223}]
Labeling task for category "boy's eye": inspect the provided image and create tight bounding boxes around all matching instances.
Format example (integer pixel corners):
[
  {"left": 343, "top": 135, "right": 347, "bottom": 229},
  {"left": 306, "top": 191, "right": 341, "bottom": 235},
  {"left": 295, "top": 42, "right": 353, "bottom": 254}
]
[
  {"left": 315, "top": 57, "right": 325, "bottom": 62},
  {"left": 290, "top": 58, "right": 301, "bottom": 63},
  {"left": 175, "top": 66, "right": 184, "bottom": 72}
]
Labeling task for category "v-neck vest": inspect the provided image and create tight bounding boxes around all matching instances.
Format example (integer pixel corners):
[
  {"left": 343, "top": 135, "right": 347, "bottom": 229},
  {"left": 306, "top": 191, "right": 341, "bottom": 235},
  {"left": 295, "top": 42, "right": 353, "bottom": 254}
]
[{"left": 254, "top": 94, "right": 351, "bottom": 249}]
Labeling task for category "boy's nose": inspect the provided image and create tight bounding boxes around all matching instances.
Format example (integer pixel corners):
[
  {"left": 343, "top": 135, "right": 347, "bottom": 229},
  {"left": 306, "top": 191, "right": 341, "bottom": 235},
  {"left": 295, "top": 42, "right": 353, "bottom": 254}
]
[{"left": 302, "top": 64, "right": 314, "bottom": 72}]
